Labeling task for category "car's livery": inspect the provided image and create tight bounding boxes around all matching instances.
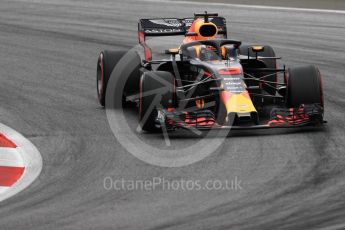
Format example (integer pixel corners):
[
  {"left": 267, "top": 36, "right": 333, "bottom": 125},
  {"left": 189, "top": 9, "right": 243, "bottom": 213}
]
[{"left": 97, "top": 12, "right": 325, "bottom": 132}]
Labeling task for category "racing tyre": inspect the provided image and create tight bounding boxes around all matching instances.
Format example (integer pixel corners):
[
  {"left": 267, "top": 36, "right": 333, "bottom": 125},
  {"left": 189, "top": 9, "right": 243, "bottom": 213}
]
[
  {"left": 286, "top": 65, "right": 323, "bottom": 108},
  {"left": 139, "top": 71, "right": 176, "bottom": 132},
  {"left": 240, "top": 45, "right": 277, "bottom": 95},
  {"left": 97, "top": 50, "right": 127, "bottom": 106}
]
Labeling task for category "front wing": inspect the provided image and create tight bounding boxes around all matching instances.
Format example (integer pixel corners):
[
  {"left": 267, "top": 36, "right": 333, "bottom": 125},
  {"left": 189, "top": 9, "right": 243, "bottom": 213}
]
[{"left": 156, "top": 104, "right": 324, "bottom": 130}]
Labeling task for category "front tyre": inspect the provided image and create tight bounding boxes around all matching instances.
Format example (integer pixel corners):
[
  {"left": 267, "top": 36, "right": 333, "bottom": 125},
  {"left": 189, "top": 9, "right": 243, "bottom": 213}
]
[
  {"left": 139, "top": 71, "right": 176, "bottom": 132},
  {"left": 286, "top": 65, "right": 323, "bottom": 109}
]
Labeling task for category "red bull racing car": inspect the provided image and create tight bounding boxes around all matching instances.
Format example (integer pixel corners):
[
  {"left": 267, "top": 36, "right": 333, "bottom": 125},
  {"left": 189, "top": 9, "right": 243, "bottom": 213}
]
[{"left": 97, "top": 12, "right": 324, "bottom": 132}]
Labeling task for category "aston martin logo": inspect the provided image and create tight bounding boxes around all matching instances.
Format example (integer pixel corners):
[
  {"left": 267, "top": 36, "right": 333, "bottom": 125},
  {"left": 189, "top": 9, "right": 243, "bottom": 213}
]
[{"left": 149, "top": 19, "right": 182, "bottom": 27}]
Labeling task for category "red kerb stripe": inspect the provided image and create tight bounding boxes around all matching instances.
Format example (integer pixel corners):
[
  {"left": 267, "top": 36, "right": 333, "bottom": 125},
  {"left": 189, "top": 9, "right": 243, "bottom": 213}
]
[
  {"left": 0, "top": 166, "right": 25, "bottom": 187},
  {"left": 0, "top": 133, "right": 17, "bottom": 148}
]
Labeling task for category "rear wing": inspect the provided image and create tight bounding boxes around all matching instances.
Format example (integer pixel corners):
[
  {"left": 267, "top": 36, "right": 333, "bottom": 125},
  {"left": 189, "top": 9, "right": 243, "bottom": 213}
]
[
  {"left": 138, "top": 16, "right": 227, "bottom": 61},
  {"left": 138, "top": 17, "right": 227, "bottom": 36}
]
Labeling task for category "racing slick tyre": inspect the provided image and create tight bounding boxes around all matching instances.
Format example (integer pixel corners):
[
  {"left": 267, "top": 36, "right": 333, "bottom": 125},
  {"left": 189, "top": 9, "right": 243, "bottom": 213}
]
[
  {"left": 139, "top": 71, "right": 176, "bottom": 132},
  {"left": 97, "top": 50, "right": 127, "bottom": 107},
  {"left": 286, "top": 65, "right": 323, "bottom": 108},
  {"left": 239, "top": 45, "right": 277, "bottom": 95}
]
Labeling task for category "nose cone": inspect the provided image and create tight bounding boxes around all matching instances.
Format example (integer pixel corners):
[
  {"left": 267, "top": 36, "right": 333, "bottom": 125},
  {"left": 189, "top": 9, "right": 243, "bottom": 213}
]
[{"left": 220, "top": 91, "right": 257, "bottom": 114}]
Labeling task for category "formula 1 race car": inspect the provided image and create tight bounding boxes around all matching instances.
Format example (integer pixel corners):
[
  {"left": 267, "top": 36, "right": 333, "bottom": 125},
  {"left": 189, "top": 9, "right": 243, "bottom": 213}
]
[{"left": 97, "top": 12, "right": 324, "bottom": 132}]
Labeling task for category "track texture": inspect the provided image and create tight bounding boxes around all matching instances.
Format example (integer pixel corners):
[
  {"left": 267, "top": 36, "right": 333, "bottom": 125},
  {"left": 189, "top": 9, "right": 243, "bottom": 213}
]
[{"left": 0, "top": 0, "right": 345, "bottom": 229}]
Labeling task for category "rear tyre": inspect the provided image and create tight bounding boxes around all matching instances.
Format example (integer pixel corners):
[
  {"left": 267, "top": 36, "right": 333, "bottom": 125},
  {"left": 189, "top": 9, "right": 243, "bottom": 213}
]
[
  {"left": 239, "top": 45, "right": 277, "bottom": 95},
  {"left": 139, "top": 71, "right": 176, "bottom": 132},
  {"left": 286, "top": 65, "right": 323, "bottom": 108},
  {"left": 97, "top": 50, "right": 127, "bottom": 106}
]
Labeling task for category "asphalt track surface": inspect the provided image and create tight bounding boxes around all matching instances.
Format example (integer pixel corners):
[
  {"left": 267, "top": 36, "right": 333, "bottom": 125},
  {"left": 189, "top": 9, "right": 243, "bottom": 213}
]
[{"left": 1, "top": 0, "right": 345, "bottom": 229}]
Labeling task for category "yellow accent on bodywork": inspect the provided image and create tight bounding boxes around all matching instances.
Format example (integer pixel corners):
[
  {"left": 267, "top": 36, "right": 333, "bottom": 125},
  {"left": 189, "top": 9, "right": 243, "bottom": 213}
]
[
  {"left": 168, "top": 48, "right": 179, "bottom": 54},
  {"left": 252, "top": 46, "right": 264, "bottom": 52},
  {"left": 224, "top": 94, "right": 257, "bottom": 114}
]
